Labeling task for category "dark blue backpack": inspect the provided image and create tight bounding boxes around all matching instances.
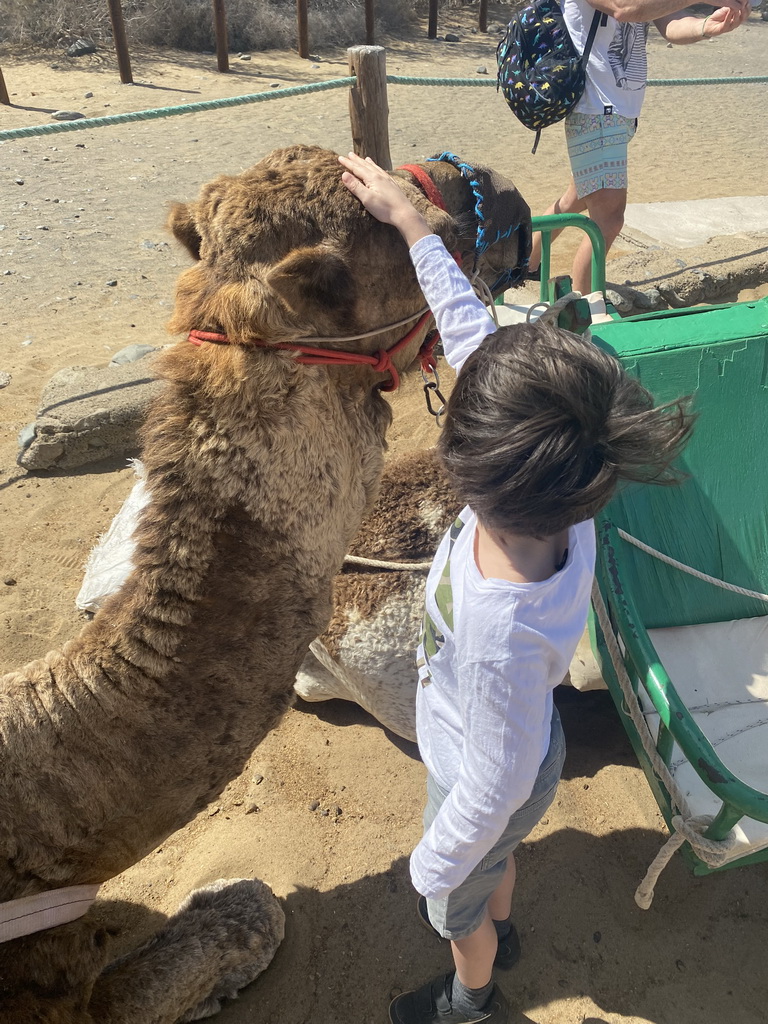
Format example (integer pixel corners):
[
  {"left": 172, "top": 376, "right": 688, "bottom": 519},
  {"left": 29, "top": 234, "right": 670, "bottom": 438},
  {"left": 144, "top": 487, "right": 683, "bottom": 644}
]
[{"left": 496, "top": 0, "right": 602, "bottom": 153}]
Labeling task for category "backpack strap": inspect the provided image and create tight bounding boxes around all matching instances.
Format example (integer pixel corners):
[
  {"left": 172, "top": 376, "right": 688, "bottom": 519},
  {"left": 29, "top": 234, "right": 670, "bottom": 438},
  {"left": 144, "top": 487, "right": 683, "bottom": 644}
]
[{"left": 582, "top": 10, "right": 606, "bottom": 63}]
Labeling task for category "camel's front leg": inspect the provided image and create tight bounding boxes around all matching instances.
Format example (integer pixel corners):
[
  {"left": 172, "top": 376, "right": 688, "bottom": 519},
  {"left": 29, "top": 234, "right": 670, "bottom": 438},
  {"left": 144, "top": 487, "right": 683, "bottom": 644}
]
[{"left": 88, "top": 878, "right": 284, "bottom": 1024}]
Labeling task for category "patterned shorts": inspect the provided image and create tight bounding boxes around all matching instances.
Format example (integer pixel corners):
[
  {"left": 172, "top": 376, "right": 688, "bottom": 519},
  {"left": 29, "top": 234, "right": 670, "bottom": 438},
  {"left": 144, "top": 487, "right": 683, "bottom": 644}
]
[{"left": 566, "top": 112, "right": 638, "bottom": 199}]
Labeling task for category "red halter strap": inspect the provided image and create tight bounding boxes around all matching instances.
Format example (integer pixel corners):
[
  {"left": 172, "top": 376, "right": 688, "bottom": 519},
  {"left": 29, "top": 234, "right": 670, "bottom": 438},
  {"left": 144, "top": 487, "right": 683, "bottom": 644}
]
[
  {"left": 397, "top": 163, "right": 449, "bottom": 211},
  {"left": 187, "top": 168, "right": 458, "bottom": 390},
  {"left": 188, "top": 309, "right": 434, "bottom": 393}
]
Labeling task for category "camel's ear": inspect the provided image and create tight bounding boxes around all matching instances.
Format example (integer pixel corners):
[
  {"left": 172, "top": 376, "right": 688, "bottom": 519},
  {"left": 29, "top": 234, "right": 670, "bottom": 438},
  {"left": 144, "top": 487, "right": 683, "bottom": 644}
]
[
  {"left": 265, "top": 244, "right": 355, "bottom": 321},
  {"left": 167, "top": 201, "right": 202, "bottom": 260}
]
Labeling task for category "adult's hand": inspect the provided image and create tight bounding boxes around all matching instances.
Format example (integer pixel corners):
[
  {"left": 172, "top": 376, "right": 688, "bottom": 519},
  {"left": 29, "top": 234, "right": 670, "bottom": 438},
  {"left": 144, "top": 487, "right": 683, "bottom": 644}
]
[{"left": 702, "top": 2, "right": 750, "bottom": 34}]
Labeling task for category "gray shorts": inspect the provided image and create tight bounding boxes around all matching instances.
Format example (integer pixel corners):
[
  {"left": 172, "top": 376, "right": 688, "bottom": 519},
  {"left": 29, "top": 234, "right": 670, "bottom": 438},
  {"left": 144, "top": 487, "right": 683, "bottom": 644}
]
[{"left": 423, "top": 706, "right": 565, "bottom": 940}]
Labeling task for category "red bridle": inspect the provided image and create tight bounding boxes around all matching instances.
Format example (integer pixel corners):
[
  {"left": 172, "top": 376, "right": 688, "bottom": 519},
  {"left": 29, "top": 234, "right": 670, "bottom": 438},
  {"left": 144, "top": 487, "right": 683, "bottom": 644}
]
[{"left": 187, "top": 163, "right": 453, "bottom": 392}]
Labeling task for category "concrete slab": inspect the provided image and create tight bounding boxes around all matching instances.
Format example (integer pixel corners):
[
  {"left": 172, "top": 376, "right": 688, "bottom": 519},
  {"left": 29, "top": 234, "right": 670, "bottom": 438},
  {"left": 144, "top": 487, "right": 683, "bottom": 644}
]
[
  {"left": 623, "top": 196, "right": 768, "bottom": 249},
  {"left": 18, "top": 356, "right": 165, "bottom": 471}
]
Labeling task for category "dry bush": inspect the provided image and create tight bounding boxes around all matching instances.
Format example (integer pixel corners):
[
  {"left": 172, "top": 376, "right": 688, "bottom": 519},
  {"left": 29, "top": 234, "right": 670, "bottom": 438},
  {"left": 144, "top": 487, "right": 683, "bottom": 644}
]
[{"left": 0, "top": 0, "right": 420, "bottom": 51}]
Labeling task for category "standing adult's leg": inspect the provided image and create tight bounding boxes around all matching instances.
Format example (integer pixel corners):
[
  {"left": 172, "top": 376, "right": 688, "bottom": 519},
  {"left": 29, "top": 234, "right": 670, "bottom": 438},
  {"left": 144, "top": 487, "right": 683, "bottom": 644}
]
[
  {"left": 528, "top": 182, "right": 588, "bottom": 273},
  {"left": 570, "top": 185, "right": 627, "bottom": 294}
]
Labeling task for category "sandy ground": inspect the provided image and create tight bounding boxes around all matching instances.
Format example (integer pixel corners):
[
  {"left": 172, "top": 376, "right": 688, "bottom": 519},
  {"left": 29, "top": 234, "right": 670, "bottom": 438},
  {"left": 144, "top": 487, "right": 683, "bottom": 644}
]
[{"left": 1, "top": 5, "right": 768, "bottom": 1022}]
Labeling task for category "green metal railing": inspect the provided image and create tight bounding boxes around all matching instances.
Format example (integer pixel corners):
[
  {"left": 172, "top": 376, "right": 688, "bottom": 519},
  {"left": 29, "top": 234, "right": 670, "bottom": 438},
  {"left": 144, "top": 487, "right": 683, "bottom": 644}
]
[{"left": 531, "top": 212, "right": 607, "bottom": 301}]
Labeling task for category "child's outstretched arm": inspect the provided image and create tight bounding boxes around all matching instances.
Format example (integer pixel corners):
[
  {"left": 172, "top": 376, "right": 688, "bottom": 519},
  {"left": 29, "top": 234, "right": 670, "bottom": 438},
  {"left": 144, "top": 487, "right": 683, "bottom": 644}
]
[{"left": 339, "top": 152, "right": 495, "bottom": 372}]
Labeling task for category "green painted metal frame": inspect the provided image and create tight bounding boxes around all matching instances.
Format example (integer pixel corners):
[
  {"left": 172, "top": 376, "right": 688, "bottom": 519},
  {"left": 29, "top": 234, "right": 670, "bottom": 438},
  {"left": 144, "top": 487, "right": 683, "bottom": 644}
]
[
  {"left": 531, "top": 212, "right": 607, "bottom": 301},
  {"left": 591, "top": 519, "right": 768, "bottom": 875}
]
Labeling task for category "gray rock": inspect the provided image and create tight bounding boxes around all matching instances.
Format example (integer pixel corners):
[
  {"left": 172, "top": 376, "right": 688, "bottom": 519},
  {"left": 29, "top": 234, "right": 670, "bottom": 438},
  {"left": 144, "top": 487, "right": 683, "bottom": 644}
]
[
  {"left": 66, "top": 38, "right": 97, "bottom": 57},
  {"left": 476, "top": 66, "right": 488, "bottom": 75},
  {"left": 445, "top": 32, "right": 461, "bottom": 42},
  {"left": 239, "top": 54, "right": 251, "bottom": 61},
  {"left": 634, "top": 287, "right": 663, "bottom": 310},
  {"left": 0, "top": 371, "right": 11, "bottom": 388},
  {"left": 17, "top": 358, "right": 165, "bottom": 471},
  {"left": 51, "top": 110, "right": 86, "bottom": 121},
  {"left": 606, "top": 288, "right": 634, "bottom": 315}
]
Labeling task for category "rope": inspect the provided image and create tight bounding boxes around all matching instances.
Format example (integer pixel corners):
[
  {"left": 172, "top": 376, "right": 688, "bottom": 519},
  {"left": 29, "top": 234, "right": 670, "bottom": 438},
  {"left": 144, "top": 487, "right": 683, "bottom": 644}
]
[
  {"left": 0, "top": 77, "right": 355, "bottom": 142},
  {"left": 617, "top": 528, "right": 768, "bottom": 604},
  {"left": 343, "top": 554, "right": 433, "bottom": 571},
  {"left": 386, "top": 74, "right": 768, "bottom": 86},
  {"left": 526, "top": 290, "right": 582, "bottom": 324},
  {"left": 3, "top": 73, "right": 764, "bottom": 144},
  {"left": 591, "top": 581, "right": 739, "bottom": 908}
]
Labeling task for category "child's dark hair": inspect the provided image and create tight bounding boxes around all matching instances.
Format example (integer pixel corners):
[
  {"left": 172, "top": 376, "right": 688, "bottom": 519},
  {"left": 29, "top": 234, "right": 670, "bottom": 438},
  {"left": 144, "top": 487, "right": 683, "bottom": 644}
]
[{"left": 437, "top": 321, "right": 694, "bottom": 538}]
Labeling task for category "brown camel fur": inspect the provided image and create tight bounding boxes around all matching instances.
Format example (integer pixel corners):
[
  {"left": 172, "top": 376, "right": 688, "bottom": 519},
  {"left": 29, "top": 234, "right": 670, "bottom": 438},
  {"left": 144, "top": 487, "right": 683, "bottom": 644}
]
[{"left": 0, "top": 144, "right": 529, "bottom": 1022}]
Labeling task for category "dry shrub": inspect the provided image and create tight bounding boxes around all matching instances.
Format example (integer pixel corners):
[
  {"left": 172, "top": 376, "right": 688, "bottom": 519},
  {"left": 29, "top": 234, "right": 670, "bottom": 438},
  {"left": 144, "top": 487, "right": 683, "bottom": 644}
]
[{"left": 0, "top": 0, "right": 419, "bottom": 51}]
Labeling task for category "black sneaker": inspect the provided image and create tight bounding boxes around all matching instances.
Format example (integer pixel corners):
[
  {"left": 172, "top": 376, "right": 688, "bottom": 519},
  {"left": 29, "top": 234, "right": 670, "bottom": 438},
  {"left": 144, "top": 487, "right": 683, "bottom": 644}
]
[
  {"left": 416, "top": 897, "right": 521, "bottom": 971},
  {"left": 389, "top": 971, "right": 509, "bottom": 1024}
]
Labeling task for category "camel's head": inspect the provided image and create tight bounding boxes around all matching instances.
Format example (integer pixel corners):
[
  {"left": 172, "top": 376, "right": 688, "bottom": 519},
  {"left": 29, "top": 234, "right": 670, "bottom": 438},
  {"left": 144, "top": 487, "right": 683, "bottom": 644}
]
[
  {"left": 164, "top": 146, "right": 530, "bottom": 382},
  {"left": 165, "top": 144, "right": 455, "bottom": 354}
]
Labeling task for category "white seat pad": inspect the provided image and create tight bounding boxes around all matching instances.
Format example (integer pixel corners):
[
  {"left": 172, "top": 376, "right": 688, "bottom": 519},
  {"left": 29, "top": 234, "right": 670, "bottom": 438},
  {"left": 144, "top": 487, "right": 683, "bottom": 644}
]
[{"left": 641, "top": 616, "right": 768, "bottom": 865}]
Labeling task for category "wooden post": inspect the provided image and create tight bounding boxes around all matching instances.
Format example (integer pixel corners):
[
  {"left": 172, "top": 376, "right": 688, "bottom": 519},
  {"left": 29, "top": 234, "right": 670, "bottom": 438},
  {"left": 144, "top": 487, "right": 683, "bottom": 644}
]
[
  {"left": 365, "top": 0, "right": 375, "bottom": 45},
  {"left": 212, "top": 0, "right": 229, "bottom": 72},
  {"left": 348, "top": 46, "right": 391, "bottom": 171},
  {"left": 428, "top": 0, "right": 438, "bottom": 39},
  {"left": 479, "top": 0, "right": 488, "bottom": 33},
  {"left": 107, "top": 0, "right": 133, "bottom": 85},
  {"left": 297, "top": 0, "right": 309, "bottom": 59},
  {"left": 0, "top": 66, "right": 9, "bottom": 106}
]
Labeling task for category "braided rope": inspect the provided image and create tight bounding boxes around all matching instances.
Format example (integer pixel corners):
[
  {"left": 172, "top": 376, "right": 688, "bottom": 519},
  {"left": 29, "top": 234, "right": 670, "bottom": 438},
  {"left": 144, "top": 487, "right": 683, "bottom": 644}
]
[
  {"left": 386, "top": 74, "right": 768, "bottom": 86},
  {"left": 343, "top": 554, "right": 433, "bottom": 571},
  {"left": 0, "top": 77, "right": 354, "bottom": 142},
  {"left": 591, "top": 581, "right": 739, "bottom": 908},
  {"left": 617, "top": 529, "right": 768, "bottom": 604},
  {"left": 2, "top": 74, "right": 765, "bottom": 144}
]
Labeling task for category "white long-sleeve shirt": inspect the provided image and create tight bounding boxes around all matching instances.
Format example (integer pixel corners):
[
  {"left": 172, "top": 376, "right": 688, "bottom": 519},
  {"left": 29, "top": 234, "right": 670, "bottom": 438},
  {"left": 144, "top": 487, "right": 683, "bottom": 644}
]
[{"left": 408, "top": 234, "right": 596, "bottom": 901}]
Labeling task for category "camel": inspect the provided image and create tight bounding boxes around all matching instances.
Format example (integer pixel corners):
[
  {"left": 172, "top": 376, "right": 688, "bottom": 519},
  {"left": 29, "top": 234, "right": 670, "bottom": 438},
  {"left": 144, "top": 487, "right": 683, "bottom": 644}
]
[{"left": 0, "top": 144, "right": 530, "bottom": 1022}]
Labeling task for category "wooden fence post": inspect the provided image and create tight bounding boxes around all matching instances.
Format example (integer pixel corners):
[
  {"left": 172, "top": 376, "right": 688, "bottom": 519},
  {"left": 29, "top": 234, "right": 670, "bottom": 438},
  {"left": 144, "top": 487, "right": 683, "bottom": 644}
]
[
  {"left": 297, "top": 0, "right": 309, "bottom": 58},
  {"left": 107, "top": 0, "right": 133, "bottom": 85},
  {"left": 212, "top": 0, "right": 229, "bottom": 72},
  {"left": 428, "top": 0, "right": 438, "bottom": 39},
  {"left": 348, "top": 46, "right": 391, "bottom": 171},
  {"left": 0, "top": 66, "right": 9, "bottom": 106},
  {"left": 365, "top": 0, "right": 375, "bottom": 45},
  {"left": 479, "top": 0, "right": 488, "bottom": 33}
]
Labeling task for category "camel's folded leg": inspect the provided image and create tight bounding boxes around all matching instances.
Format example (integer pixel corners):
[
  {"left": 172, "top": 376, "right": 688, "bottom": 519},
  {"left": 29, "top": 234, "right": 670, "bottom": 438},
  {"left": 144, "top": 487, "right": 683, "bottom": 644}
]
[{"left": 88, "top": 878, "right": 285, "bottom": 1024}]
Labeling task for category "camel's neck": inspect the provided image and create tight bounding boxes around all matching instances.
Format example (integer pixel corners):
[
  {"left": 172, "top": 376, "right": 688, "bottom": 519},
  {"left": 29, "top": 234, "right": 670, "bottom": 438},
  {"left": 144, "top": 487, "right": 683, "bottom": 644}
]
[{"left": 0, "top": 345, "right": 390, "bottom": 894}]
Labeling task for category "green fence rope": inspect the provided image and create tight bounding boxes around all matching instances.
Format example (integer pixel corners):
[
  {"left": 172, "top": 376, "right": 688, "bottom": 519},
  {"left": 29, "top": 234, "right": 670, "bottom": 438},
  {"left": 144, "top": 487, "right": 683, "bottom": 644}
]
[
  {"left": 0, "top": 76, "right": 355, "bottom": 143},
  {"left": 0, "top": 71, "right": 765, "bottom": 144},
  {"left": 386, "top": 74, "right": 768, "bottom": 86}
]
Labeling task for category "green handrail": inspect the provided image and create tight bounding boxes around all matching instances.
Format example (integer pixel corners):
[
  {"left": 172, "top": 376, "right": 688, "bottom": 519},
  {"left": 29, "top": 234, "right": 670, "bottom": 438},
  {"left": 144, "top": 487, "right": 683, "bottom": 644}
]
[{"left": 530, "top": 212, "right": 606, "bottom": 301}]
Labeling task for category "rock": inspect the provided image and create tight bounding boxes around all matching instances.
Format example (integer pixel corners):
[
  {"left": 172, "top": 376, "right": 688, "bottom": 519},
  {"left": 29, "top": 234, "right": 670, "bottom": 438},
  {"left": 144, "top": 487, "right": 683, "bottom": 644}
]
[
  {"left": 66, "top": 38, "right": 97, "bottom": 57},
  {"left": 606, "top": 288, "right": 634, "bottom": 315},
  {"left": 14, "top": 178, "right": 24, "bottom": 185},
  {"left": 17, "top": 357, "right": 165, "bottom": 471},
  {"left": 105, "top": 279, "right": 117, "bottom": 287},
  {"left": 51, "top": 110, "right": 86, "bottom": 121},
  {"left": 476, "top": 66, "right": 488, "bottom": 74},
  {"left": 309, "top": 800, "right": 320, "bottom": 811},
  {"left": 0, "top": 371, "right": 11, "bottom": 388},
  {"left": 84, "top": 91, "right": 93, "bottom": 98},
  {"left": 634, "top": 287, "right": 663, "bottom": 310},
  {"left": 445, "top": 32, "right": 461, "bottom": 42},
  {"left": 3, "top": 578, "right": 17, "bottom": 587},
  {"left": 239, "top": 54, "right": 251, "bottom": 61}
]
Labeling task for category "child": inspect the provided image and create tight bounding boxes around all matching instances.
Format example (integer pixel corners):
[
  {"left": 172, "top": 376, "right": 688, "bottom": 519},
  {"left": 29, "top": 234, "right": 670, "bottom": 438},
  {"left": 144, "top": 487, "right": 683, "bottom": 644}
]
[{"left": 339, "top": 152, "right": 693, "bottom": 1024}]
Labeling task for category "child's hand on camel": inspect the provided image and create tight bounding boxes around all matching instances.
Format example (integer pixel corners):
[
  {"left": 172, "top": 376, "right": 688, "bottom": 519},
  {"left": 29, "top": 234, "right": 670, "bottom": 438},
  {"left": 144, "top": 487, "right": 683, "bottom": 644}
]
[{"left": 339, "top": 152, "right": 432, "bottom": 248}]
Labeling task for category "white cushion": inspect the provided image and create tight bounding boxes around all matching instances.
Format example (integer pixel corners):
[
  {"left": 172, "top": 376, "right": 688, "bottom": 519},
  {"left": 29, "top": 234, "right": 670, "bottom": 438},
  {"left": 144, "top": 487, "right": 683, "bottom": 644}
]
[{"left": 640, "top": 616, "right": 768, "bottom": 864}]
